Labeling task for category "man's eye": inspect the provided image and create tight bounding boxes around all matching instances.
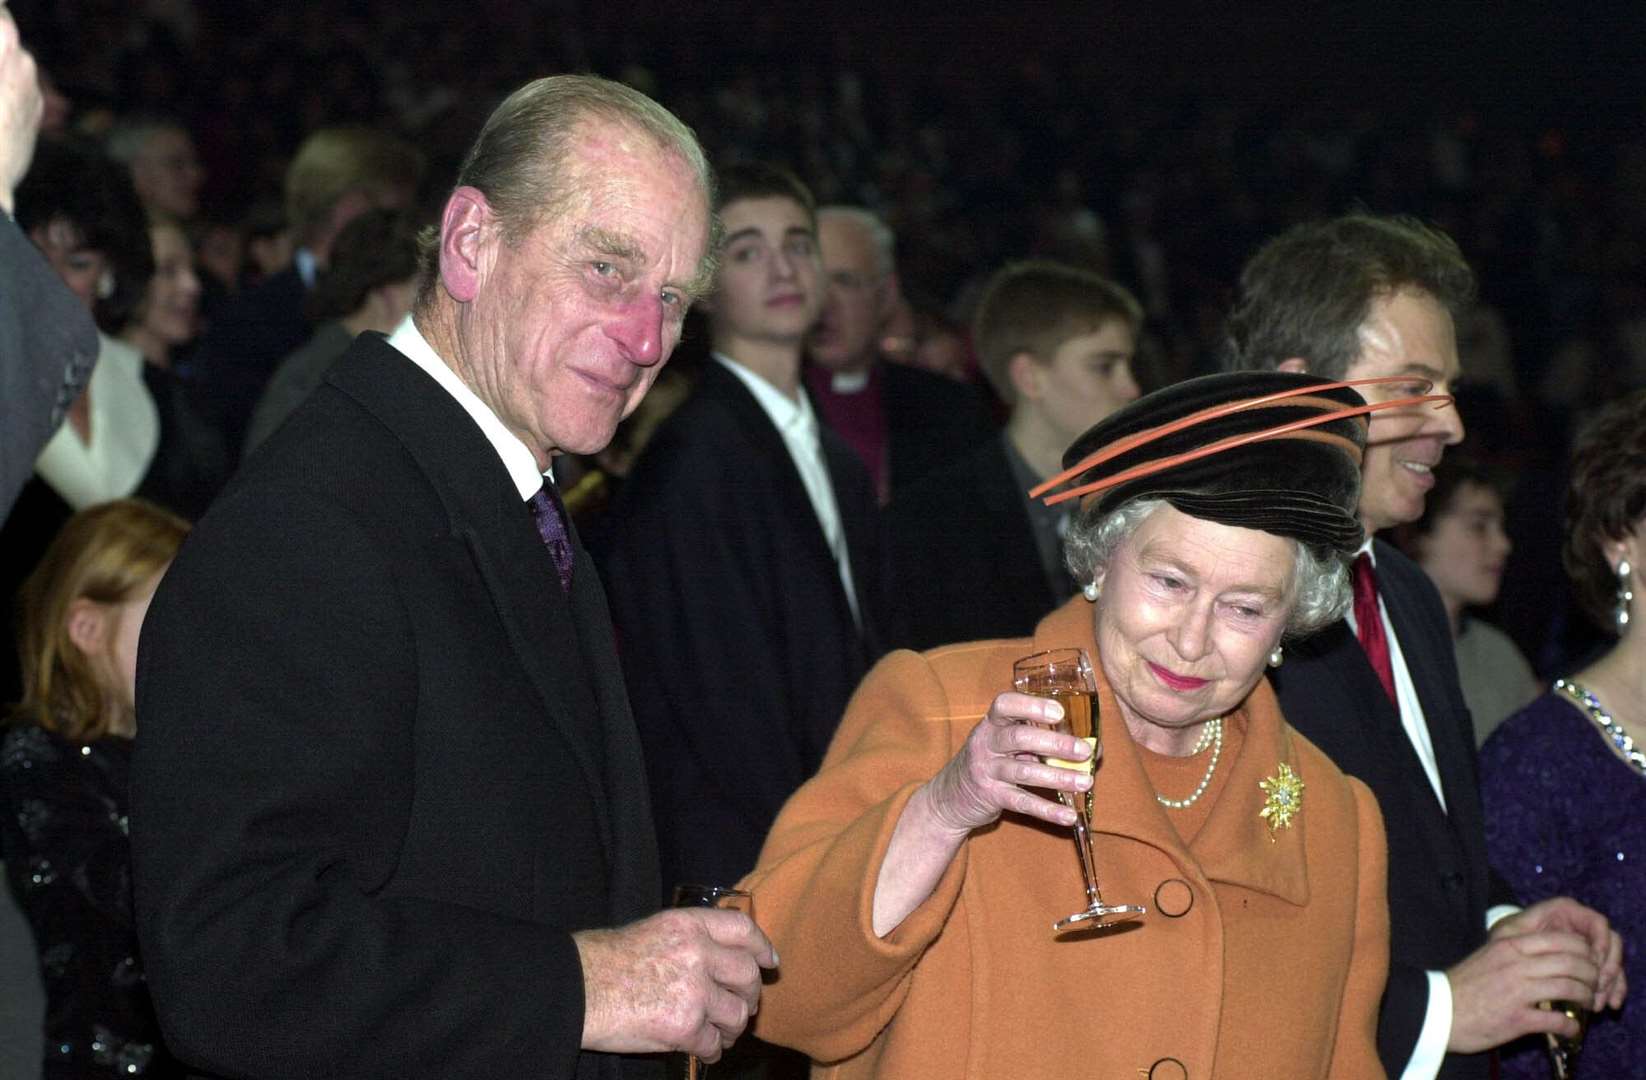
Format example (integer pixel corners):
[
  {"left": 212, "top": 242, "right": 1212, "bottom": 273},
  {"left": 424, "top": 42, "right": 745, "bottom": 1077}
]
[
  {"left": 660, "top": 290, "right": 681, "bottom": 308},
  {"left": 591, "top": 261, "right": 615, "bottom": 277}
]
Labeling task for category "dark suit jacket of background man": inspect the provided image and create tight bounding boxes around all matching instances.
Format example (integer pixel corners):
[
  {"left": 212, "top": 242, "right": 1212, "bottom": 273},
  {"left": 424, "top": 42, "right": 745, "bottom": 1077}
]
[
  {"left": 876, "top": 362, "right": 995, "bottom": 498},
  {"left": 185, "top": 266, "right": 312, "bottom": 467},
  {"left": 131, "top": 332, "right": 663, "bottom": 1080},
  {"left": 0, "top": 216, "right": 97, "bottom": 520},
  {"left": 886, "top": 434, "right": 1058, "bottom": 650},
  {"left": 807, "top": 359, "right": 996, "bottom": 503},
  {"left": 598, "top": 360, "right": 890, "bottom": 894},
  {"left": 1269, "top": 539, "right": 1511, "bottom": 1080}
]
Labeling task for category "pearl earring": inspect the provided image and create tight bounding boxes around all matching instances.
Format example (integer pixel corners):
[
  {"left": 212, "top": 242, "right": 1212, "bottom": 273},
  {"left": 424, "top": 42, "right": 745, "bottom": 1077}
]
[
  {"left": 1617, "top": 559, "right": 1634, "bottom": 635},
  {"left": 1082, "top": 580, "right": 1100, "bottom": 602},
  {"left": 1268, "top": 645, "right": 1284, "bottom": 668}
]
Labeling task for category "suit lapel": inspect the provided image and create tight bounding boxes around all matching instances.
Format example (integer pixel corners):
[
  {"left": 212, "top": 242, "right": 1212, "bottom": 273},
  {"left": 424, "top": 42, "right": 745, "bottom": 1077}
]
[
  {"left": 327, "top": 337, "right": 617, "bottom": 864},
  {"left": 713, "top": 364, "right": 866, "bottom": 640}
]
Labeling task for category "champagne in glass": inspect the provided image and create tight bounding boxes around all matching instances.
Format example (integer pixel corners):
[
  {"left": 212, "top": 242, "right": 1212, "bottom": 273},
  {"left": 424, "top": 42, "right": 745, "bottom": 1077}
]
[
  {"left": 1544, "top": 999, "right": 1589, "bottom": 1080},
  {"left": 669, "top": 885, "right": 754, "bottom": 1080},
  {"left": 1012, "top": 648, "right": 1145, "bottom": 934}
]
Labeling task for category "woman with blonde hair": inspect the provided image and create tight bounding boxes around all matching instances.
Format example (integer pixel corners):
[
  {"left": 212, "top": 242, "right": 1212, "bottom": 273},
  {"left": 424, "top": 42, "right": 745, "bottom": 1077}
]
[{"left": 2, "top": 498, "right": 187, "bottom": 1079}]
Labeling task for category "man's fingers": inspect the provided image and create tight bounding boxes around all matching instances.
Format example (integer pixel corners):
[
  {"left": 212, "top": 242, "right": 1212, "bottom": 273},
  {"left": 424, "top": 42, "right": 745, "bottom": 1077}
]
[
  {"left": 706, "top": 942, "right": 763, "bottom": 1012},
  {"left": 698, "top": 909, "right": 778, "bottom": 967},
  {"left": 703, "top": 982, "right": 753, "bottom": 1041}
]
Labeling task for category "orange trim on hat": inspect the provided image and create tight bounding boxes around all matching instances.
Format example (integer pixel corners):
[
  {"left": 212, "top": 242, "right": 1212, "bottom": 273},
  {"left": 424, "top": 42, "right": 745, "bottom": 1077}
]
[{"left": 1034, "top": 376, "right": 1452, "bottom": 508}]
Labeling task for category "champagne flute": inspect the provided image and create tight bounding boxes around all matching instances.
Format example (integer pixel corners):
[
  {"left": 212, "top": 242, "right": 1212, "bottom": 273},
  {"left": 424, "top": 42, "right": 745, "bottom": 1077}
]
[
  {"left": 670, "top": 884, "right": 754, "bottom": 1080},
  {"left": 1543, "top": 999, "right": 1589, "bottom": 1079},
  {"left": 1013, "top": 648, "right": 1146, "bottom": 933}
]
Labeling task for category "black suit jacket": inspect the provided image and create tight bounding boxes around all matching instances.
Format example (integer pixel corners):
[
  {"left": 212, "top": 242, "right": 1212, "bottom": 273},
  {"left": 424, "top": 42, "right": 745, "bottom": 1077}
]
[
  {"left": 885, "top": 435, "right": 1060, "bottom": 649},
  {"left": 597, "top": 361, "right": 888, "bottom": 893},
  {"left": 0, "top": 217, "right": 97, "bottom": 521},
  {"left": 1270, "top": 539, "right": 1504, "bottom": 1080},
  {"left": 879, "top": 363, "right": 996, "bottom": 498},
  {"left": 186, "top": 266, "right": 313, "bottom": 464},
  {"left": 132, "top": 333, "right": 662, "bottom": 1079}
]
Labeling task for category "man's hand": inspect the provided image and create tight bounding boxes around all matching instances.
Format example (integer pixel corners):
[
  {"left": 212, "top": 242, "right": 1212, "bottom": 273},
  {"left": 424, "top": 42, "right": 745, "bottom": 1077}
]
[
  {"left": 1446, "top": 897, "right": 1626, "bottom": 1053},
  {"left": 574, "top": 907, "right": 778, "bottom": 1061},
  {"left": 0, "top": 4, "right": 43, "bottom": 216}
]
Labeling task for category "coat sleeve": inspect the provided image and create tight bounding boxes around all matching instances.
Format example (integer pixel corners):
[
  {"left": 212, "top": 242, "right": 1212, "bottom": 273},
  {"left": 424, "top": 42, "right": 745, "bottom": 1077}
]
[
  {"left": 131, "top": 483, "right": 588, "bottom": 1079},
  {"left": 1332, "top": 776, "right": 1392, "bottom": 1079},
  {"left": 739, "top": 650, "right": 972, "bottom": 1063},
  {"left": 0, "top": 217, "right": 98, "bottom": 520}
]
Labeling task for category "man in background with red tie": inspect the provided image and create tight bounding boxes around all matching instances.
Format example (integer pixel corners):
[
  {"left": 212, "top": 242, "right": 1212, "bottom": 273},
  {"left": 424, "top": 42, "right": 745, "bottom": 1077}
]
[
  {"left": 130, "top": 76, "right": 775, "bottom": 1079},
  {"left": 1223, "top": 213, "right": 1624, "bottom": 1080}
]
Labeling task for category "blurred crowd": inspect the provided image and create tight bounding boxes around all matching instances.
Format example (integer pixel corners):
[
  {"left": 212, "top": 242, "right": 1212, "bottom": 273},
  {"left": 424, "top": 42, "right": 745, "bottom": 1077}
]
[{"left": 3, "top": 3, "right": 1645, "bottom": 1078}]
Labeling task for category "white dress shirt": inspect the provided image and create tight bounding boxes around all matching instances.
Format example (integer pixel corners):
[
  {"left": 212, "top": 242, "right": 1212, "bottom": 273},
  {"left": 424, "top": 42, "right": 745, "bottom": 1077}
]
[
  {"left": 1344, "top": 540, "right": 1518, "bottom": 1079},
  {"left": 387, "top": 316, "right": 547, "bottom": 497},
  {"left": 714, "top": 353, "right": 861, "bottom": 626}
]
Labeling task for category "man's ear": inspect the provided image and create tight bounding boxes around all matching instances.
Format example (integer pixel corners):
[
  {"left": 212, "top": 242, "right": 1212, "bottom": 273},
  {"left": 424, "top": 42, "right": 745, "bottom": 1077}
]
[
  {"left": 1276, "top": 357, "right": 1310, "bottom": 375},
  {"left": 438, "top": 186, "right": 497, "bottom": 304},
  {"left": 1007, "top": 350, "right": 1043, "bottom": 403},
  {"left": 65, "top": 597, "right": 108, "bottom": 658}
]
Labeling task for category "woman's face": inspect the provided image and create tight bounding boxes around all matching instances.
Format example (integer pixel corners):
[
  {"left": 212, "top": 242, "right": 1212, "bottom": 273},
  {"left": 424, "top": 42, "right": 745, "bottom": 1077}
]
[
  {"left": 30, "top": 218, "right": 108, "bottom": 310},
  {"left": 1415, "top": 482, "right": 1511, "bottom": 610},
  {"left": 1093, "top": 504, "right": 1294, "bottom": 750},
  {"left": 141, "top": 224, "right": 202, "bottom": 345}
]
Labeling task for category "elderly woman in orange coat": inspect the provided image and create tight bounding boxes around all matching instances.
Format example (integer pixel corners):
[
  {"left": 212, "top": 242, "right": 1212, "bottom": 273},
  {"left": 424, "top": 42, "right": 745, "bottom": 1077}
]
[{"left": 742, "top": 372, "right": 1411, "bottom": 1079}]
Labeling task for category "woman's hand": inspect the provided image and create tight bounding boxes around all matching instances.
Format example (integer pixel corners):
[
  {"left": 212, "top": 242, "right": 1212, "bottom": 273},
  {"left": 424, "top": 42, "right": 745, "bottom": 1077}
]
[
  {"left": 922, "top": 691, "right": 1096, "bottom": 836},
  {"left": 873, "top": 692, "right": 1096, "bottom": 937}
]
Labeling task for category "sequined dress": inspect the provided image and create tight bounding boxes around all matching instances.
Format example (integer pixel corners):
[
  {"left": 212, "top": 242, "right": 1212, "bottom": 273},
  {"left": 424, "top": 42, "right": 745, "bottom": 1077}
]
[
  {"left": 0, "top": 724, "right": 179, "bottom": 1078},
  {"left": 1480, "top": 690, "right": 1645, "bottom": 1078}
]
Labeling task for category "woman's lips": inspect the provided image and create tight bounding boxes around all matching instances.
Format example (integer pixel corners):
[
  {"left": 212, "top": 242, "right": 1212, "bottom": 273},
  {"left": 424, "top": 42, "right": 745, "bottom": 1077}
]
[{"left": 1148, "top": 661, "right": 1208, "bottom": 692}]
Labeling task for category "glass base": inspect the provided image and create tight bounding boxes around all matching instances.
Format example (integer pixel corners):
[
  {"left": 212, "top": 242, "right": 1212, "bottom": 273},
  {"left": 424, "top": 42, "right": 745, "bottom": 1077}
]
[{"left": 1054, "top": 901, "right": 1146, "bottom": 933}]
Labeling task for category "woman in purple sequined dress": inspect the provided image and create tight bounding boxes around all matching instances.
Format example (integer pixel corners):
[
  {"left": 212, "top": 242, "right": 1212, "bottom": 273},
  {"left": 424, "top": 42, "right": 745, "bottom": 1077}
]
[{"left": 1482, "top": 391, "right": 1646, "bottom": 1079}]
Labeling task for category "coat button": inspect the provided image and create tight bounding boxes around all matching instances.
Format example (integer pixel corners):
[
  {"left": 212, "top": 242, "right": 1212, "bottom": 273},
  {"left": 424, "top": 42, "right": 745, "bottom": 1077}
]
[
  {"left": 1154, "top": 878, "right": 1194, "bottom": 917},
  {"left": 1149, "top": 1057, "right": 1187, "bottom": 1080}
]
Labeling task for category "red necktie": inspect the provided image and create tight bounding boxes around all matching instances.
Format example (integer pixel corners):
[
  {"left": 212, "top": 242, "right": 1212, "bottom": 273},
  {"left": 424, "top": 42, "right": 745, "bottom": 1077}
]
[{"left": 1352, "top": 553, "right": 1397, "bottom": 705}]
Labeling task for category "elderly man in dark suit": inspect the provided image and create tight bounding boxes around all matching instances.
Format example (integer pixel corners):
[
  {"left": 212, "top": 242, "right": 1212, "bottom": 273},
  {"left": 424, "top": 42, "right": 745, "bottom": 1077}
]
[
  {"left": 131, "top": 75, "right": 776, "bottom": 1079},
  {"left": 1224, "top": 212, "right": 1626, "bottom": 1079}
]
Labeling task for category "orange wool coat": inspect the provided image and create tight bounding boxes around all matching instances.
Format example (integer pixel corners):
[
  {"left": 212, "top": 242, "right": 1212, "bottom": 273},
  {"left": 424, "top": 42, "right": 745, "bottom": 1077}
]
[{"left": 742, "top": 599, "right": 1389, "bottom": 1079}]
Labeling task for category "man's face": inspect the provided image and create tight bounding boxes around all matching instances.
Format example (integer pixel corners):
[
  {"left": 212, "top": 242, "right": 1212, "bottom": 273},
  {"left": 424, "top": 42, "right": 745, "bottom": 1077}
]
[
  {"left": 460, "top": 123, "right": 710, "bottom": 462},
  {"left": 808, "top": 215, "right": 889, "bottom": 373},
  {"left": 1340, "top": 289, "right": 1465, "bottom": 534},
  {"left": 711, "top": 195, "right": 822, "bottom": 347},
  {"left": 133, "top": 128, "right": 204, "bottom": 222},
  {"left": 1031, "top": 319, "right": 1141, "bottom": 449}
]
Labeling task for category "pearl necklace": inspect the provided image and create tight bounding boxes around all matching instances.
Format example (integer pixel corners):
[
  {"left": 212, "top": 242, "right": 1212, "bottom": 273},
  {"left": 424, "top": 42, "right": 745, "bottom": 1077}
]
[
  {"left": 1554, "top": 679, "right": 1646, "bottom": 778},
  {"left": 1157, "top": 717, "right": 1224, "bottom": 809}
]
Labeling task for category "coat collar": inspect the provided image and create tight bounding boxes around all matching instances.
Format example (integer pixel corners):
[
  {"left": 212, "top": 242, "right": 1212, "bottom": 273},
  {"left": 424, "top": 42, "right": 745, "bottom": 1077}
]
[{"left": 1030, "top": 599, "right": 1310, "bottom": 906}]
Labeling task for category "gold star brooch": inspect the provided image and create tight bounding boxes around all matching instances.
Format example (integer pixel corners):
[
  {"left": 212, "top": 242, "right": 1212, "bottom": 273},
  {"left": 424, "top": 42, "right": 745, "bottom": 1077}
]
[{"left": 1258, "top": 762, "right": 1304, "bottom": 840}]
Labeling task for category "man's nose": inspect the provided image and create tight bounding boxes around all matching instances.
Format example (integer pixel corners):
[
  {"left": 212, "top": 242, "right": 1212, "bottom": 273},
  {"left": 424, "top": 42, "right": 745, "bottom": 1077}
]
[
  {"left": 608, "top": 296, "right": 665, "bottom": 367},
  {"left": 1432, "top": 396, "right": 1465, "bottom": 446}
]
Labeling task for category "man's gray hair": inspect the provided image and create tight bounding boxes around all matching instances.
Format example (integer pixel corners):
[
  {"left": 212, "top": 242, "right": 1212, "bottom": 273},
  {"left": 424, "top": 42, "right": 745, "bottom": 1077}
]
[
  {"left": 817, "top": 205, "right": 896, "bottom": 278},
  {"left": 1065, "top": 498, "right": 1351, "bottom": 638},
  {"left": 416, "top": 74, "right": 716, "bottom": 307}
]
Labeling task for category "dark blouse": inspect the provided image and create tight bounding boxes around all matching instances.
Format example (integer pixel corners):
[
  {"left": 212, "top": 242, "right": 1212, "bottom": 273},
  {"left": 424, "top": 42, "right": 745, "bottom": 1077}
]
[
  {"left": 0, "top": 724, "right": 179, "bottom": 1078},
  {"left": 1480, "top": 691, "right": 1645, "bottom": 1079}
]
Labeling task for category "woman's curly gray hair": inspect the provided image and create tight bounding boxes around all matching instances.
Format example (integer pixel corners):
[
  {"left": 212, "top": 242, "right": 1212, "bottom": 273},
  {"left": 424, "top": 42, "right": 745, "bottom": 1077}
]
[{"left": 1065, "top": 498, "right": 1351, "bottom": 638}]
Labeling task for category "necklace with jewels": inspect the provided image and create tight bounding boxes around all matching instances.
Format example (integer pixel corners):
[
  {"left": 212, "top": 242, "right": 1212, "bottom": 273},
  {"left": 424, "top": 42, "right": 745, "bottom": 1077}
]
[
  {"left": 1157, "top": 717, "right": 1224, "bottom": 809},
  {"left": 1554, "top": 678, "right": 1646, "bottom": 778}
]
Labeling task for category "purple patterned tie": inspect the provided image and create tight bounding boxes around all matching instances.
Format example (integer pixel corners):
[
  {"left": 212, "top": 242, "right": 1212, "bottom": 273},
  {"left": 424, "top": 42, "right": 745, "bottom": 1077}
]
[{"left": 527, "top": 483, "right": 574, "bottom": 594}]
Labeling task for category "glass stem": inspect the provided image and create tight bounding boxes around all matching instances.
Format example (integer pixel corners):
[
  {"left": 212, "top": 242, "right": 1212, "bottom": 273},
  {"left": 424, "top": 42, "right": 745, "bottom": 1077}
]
[{"left": 1062, "top": 793, "right": 1103, "bottom": 906}]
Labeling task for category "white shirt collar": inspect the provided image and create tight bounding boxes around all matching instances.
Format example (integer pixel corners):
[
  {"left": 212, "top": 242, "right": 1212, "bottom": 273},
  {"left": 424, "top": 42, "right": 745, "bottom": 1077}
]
[
  {"left": 1355, "top": 535, "right": 1375, "bottom": 562},
  {"left": 713, "top": 352, "right": 816, "bottom": 436},
  {"left": 387, "top": 314, "right": 547, "bottom": 499}
]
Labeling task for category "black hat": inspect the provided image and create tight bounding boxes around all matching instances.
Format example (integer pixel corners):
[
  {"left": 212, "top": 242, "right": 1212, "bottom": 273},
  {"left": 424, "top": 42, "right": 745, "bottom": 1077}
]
[{"left": 1034, "top": 371, "right": 1444, "bottom": 554}]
